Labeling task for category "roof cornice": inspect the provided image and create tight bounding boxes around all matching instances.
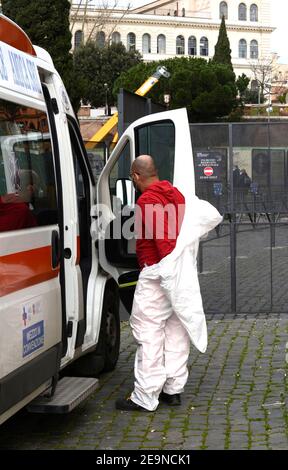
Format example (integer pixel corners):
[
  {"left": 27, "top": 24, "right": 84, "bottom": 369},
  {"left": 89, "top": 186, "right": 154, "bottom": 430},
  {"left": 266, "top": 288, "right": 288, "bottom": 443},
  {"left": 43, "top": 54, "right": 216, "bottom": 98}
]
[
  {"left": 76, "top": 14, "right": 274, "bottom": 33},
  {"left": 121, "top": 19, "right": 274, "bottom": 33}
]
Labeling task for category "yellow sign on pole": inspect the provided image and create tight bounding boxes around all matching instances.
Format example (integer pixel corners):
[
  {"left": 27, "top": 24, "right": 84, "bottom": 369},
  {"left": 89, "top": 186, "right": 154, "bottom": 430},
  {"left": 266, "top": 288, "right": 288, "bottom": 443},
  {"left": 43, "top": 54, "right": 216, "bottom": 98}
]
[{"left": 86, "top": 66, "right": 170, "bottom": 149}]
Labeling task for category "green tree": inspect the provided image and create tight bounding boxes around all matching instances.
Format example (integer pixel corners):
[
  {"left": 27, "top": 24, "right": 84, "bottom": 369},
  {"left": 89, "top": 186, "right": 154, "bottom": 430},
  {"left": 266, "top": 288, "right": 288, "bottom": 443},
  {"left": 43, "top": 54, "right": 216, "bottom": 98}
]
[
  {"left": 278, "top": 91, "right": 288, "bottom": 104},
  {"left": 244, "top": 89, "right": 264, "bottom": 104},
  {"left": 74, "top": 41, "right": 142, "bottom": 108},
  {"left": 236, "top": 73, "right": 250, "bottom": 108},
  {"left": 236, "top": 74, "right": 250, "bottom": 97},
  {"left": 2, "top": 0, "right": 82, "bottom": 111},
  {"left": 114, "top": 57, "right": 238, "bottom": 122},
  {"left": 213, "top": 15, "right": 233, "bottom": 72}
]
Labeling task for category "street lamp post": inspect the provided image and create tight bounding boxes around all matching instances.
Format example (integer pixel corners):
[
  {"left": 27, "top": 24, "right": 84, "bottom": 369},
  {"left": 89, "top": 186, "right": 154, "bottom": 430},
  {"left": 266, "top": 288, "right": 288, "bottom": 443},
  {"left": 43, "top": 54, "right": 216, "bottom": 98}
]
[
  {"left": 258, "top": 85, "right": 261, "bottom": 105},
  {"left": 265, "top": 83, "right": 272, "bottom": 123},
  {"left": 104, "top": 82, "right": 109, "bottom": 116},
  {"left": 163, "top": 93, "right": 170, "bottom": 110}
]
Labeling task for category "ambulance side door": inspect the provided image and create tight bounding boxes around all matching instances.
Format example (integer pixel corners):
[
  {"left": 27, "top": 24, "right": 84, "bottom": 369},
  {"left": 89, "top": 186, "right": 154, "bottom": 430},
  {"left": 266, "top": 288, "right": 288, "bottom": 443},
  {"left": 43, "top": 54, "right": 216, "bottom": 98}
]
[{"left": 97, "top": 108, "right": 194, "bottom": 313}]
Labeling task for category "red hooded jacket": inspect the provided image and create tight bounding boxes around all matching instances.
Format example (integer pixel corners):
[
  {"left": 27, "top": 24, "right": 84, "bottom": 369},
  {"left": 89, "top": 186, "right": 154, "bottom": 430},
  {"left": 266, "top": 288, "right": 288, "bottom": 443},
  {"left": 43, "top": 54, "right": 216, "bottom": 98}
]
[{"left": 135, "top": 180, "right": 185, "bottom": 269}]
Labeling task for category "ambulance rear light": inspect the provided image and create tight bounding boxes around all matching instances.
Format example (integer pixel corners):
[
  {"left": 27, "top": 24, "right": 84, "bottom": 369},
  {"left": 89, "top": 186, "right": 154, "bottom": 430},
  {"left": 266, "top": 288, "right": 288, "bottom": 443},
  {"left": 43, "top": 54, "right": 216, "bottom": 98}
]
[{"left": 0, "top": 14, "right": 36, "bottom": 56}]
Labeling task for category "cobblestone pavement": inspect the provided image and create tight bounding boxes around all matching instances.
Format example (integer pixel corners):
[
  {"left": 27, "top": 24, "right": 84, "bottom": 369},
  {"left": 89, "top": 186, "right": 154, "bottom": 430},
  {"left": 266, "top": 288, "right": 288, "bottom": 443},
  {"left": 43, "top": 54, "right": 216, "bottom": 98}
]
[{"left": 0, "top": 314, "right": 288, "bottom": 450}]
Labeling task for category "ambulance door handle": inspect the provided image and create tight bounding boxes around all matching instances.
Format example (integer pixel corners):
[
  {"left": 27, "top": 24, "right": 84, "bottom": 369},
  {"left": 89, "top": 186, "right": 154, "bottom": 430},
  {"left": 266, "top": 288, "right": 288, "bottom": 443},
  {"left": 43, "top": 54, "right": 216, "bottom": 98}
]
[{"left": 51, "top": 230, "right": 60, "bottom": 269}]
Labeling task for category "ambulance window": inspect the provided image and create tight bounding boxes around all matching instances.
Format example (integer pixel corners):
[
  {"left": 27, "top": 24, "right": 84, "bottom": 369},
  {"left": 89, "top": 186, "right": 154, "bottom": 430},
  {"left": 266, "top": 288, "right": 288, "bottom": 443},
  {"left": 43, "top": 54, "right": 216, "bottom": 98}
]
[
  {"left": 135, "top": 120, "right": 175, "bottom": 183},
  {"left": 109, "top": 141, "right": 131, "bottom": 206},
  {"left": 68, "top": 120, "right": 92, "bottom": 274},
  {"left": 68, "top": 123, "right": 88, "bottom": 203},
  {"left": 0, "top": 99, "right": 58, "bottom": 232}
]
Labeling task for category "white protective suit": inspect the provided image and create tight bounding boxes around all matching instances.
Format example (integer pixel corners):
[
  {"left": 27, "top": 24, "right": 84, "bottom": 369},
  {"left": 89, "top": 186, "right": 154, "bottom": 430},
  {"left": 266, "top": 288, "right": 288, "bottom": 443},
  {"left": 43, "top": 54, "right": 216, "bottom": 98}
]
[{"left": 130, "top": 196, "right": 223, "bottom": 411}]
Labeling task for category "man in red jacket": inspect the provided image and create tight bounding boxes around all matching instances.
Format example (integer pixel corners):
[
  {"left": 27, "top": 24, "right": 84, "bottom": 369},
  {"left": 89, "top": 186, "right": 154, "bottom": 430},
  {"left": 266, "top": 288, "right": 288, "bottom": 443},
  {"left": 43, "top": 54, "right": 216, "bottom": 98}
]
[{"left": 116, "top": 155, "right": 190, "bottom": 412}]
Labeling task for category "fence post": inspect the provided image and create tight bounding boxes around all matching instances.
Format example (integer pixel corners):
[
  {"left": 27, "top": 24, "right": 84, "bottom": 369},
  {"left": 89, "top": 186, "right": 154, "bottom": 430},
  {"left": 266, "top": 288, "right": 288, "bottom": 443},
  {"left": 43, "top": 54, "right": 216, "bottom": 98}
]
[{"left": 229, "top": 124, "right": 237, "bottom": 313}]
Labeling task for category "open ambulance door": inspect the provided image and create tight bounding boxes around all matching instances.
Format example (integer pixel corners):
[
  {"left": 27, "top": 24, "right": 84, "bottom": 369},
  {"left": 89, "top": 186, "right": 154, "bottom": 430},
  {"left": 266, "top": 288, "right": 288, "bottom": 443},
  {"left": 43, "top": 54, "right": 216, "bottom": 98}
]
[{"left": 96, "top": 108, "right": 194, "bottom": 314}]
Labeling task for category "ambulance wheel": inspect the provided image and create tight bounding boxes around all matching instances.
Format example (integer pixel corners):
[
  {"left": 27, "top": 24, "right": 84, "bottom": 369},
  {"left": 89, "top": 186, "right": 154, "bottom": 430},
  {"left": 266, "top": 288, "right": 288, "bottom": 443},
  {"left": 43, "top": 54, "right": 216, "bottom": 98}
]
[{"left": 96, "top": 283, "right": 120, "bottom": 372}]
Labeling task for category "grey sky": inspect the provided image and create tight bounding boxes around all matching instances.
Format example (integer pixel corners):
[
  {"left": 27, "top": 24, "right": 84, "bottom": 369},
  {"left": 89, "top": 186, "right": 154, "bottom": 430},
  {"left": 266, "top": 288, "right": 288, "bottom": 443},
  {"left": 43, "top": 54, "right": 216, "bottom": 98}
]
[{"left": 271, "top": 0, "right": 288, "bottom": 63}]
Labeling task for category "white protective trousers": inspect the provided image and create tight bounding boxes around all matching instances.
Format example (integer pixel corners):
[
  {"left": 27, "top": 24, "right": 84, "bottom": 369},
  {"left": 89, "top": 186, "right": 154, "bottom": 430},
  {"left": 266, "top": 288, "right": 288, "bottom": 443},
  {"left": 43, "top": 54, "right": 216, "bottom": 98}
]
[{"left": 130, "top": 265, "right": 191, "bottom": 411}]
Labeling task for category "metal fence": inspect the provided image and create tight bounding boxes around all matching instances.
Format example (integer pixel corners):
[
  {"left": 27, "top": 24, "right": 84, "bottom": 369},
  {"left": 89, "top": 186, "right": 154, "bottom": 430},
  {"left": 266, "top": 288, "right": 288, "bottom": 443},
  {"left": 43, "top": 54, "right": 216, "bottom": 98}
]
[
  {"left": 83, "top": 90, "right": 288, "bottom": 313},
  {"left": 192, "top": 122, "right": 288, "bottom": 314}
]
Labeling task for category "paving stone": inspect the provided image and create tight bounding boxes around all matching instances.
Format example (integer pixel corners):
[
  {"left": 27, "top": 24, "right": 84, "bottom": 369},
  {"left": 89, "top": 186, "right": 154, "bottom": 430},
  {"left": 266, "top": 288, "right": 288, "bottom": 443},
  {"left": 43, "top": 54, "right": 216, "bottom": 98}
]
[{"left": 0, "top": 315, "right": 287, "bottom": 451}]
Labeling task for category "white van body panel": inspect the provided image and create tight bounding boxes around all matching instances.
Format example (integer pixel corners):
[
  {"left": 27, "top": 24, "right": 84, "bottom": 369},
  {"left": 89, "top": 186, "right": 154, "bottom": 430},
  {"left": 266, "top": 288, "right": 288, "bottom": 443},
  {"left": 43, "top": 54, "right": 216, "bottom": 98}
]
[
  {"left": 0, "top": 14, "right": 196, "bottom": 424},
  {"left": 0, "top": 280, "right": 61, "bottom": 378}
]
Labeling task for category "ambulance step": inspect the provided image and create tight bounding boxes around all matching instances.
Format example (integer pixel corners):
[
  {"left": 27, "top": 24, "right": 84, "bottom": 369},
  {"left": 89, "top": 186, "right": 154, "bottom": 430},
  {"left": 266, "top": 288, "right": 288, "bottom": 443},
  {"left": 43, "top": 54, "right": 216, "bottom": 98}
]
[{"left": 27, "top": 377, "right": 99, "bottom": 414}]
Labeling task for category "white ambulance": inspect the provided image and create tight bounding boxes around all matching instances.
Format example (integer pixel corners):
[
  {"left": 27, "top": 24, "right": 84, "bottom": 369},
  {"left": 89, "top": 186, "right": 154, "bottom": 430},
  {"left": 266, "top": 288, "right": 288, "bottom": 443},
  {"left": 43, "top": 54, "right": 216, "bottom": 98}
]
[{"left": 0, "top": 15, "right": 194, "bottom": 424}]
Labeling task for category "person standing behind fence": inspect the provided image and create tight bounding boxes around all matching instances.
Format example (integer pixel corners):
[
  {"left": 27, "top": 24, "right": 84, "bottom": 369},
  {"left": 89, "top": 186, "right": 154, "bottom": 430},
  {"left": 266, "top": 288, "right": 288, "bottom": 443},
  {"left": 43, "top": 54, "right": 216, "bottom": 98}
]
[
  {"left": 239, "top": 169, "right": 251, "bottom": 187},
  {"left": 115, "top": 154, "right": 189, "bottom": 412},
  {"left": 239, "top": 169, "right": 251, "bottom": 195},
  {"left": 233, "top": 165, "right": 241, "bottom": 188}
]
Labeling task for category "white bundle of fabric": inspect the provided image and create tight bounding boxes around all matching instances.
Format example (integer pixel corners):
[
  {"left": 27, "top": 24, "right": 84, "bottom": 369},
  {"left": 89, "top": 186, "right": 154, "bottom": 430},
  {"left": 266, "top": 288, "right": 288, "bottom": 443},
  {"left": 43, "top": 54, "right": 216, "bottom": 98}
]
[{"left": 138, "top": 196, "right": 223, "bottom": 354}]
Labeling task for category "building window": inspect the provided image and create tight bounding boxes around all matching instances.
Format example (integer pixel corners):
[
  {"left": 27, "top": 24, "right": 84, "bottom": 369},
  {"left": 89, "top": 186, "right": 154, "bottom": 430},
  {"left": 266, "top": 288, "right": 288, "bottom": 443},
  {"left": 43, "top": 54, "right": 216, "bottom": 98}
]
[
  {"left": 0, "top": 99, "right": 58, "bottom": 232},
  {"left": 239, "top": 3, "right": 247, "bottom": 21},
  {"left": 127, "top": 32, "right": 136, "bottom": 51},
  {"left": 112, "top": 32, "right": 121, "bottom": 44},
  {"left": 239, "top": 39, "right": 247, "bottom": 58},
  {"left": 200, "top": 37, "right": 209, "bottom": 56},
  {"left": 96, "top": 31, "right": 105, "bottom": 48},
  {"left": 176, "top": 35, "right": 185, "bottom": 55},
  {"left": 142, "top": 33, "right": 151, "bottom": 54},
  {"left": 250, "top": 40, "right": 259, "bottom": 59},
  {"left": 250, "top": 4, "right": 258, "bottom": 22},
  {"left": 219, "top": 2, "right": 228, "bottom": 19},
  {"left": 74, "top": 30, "right": 83, "bottom": 49},
  {"left": 157, "top": 34, "right": 166, "bottom": 54},
  {"left": 188, "top": 36, "right": 197, "bottom": 56},
  {"left": 251, "top": 80, "right": 258, "bottom": 91}
]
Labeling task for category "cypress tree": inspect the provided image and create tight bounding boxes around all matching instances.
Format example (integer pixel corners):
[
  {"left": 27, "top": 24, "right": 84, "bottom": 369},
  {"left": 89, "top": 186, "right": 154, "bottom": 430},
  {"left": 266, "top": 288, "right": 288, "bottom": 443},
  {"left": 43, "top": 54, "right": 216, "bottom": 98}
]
[
  {"left": 2, "top": 0, "right": 81, "bottom": 111},
  {"left": 213, "top": 15, "right": 233, "bottom": 72}
]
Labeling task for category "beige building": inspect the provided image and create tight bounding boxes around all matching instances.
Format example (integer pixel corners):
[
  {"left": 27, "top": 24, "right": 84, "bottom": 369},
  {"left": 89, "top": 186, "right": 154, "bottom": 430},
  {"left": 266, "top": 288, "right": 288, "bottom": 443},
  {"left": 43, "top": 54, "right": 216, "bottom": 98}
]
[
  {"left": 271, "top": 64, "right": 288, "bottom": 102},
  {"left": 71, "top": 0, "right": 275, "bottom": 79}
]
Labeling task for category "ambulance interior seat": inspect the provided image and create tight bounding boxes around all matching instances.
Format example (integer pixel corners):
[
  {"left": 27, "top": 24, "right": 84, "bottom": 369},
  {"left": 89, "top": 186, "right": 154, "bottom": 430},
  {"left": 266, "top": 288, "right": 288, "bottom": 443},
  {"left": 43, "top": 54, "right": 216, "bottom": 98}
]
[{"left": 104, "top": 209, "right": 139, "bottom": 269}]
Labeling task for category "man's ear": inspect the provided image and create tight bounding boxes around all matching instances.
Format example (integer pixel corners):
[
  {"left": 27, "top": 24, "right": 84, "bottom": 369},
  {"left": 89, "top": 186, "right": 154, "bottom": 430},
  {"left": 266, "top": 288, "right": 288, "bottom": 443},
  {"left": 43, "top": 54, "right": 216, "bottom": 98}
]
[{"left": 134, "top": 173, "right": 141, "bottom": 184}]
